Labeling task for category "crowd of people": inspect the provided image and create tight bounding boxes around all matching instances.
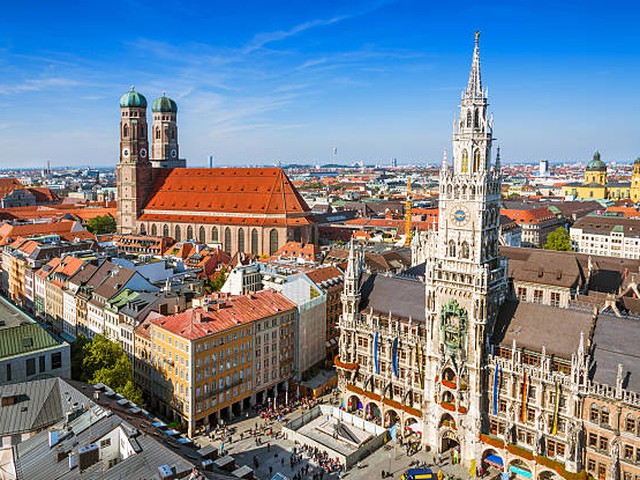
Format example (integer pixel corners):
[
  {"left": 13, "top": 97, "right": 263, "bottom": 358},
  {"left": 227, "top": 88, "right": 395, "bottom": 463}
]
[{"left": 297, "top": 443, "right": 344, "bottom": 475}]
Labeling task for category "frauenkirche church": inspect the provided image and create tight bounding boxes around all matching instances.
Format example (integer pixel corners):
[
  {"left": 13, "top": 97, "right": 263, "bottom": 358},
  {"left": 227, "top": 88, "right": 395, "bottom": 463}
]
[{"left": 115, "top": 90, "right": 315, "bottom": 255}]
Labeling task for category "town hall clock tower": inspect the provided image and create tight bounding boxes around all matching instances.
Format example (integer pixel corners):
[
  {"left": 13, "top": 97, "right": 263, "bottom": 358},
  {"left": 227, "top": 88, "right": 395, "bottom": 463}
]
[{"left": 422, "top": 32, "right": 508, "bottom": 464}]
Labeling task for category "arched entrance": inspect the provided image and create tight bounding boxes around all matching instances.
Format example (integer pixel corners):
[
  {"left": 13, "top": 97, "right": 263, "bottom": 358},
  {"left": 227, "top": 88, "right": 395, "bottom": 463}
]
[
  {"left": 365, "top": 402, "right": 381, "bottom": 424},
  {"left": 384, "top": 409, "right": 400, "bottom": 428},
  {"left": 440, "top": 429, "right": 459, "bottom": 453},
  {"left": 481, "top": 449, "right": 504, "bottom": 472},
  {"left": 539, "top": 471, "right": 562, "bottom": 480},
  {"left": 439, "top": 413, "right": 456, "bottom": 429},
  {"left": 404, "top": 417, "right": 422, "bottom": 439},
  {"left": 508, "top": 459, "right": 532, "bottom": 479},
  {"left": 347, "top": 395, "right": 362, "bottom": 414}
]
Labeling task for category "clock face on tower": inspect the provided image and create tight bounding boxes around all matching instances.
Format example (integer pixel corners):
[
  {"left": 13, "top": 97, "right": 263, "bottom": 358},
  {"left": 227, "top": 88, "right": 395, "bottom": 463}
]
[
  {"left": 122, "top": 148, "right": 130, "bottom": 158},
  {"left": 139, "top": 148, "right": 147, "bottom": 158},
  {"left": 170, "top": 149, "right": 177, "bottom": 159},
  {"left": 450, "top": 206, "right": 469, "bottom": 225}
]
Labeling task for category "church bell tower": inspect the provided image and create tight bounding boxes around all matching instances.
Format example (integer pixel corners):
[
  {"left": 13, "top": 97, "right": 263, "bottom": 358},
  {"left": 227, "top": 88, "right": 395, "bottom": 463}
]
[
  {"left": 423, "top": 32, "right": 508, "bottom": 465},
  {"left": 116, "top": 87, "right": 152, "bottom": 234}
]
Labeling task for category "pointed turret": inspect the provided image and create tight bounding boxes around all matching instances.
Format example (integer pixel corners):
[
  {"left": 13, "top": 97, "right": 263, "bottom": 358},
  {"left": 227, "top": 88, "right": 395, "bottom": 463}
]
[
  {"left": 466, "top": 30, "right": 483, "bottom": 98},
  {"left": 495, "top": 146, "right": 501, "bottom": 170},
  {"left": 405, "top": 178, "right": 413, "bottom": 247}
]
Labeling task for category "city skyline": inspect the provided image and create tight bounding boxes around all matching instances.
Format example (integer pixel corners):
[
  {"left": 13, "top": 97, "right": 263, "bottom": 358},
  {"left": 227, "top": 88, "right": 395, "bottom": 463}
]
[{"left": 0, "top": 0, "right": 639, "bottom": 168}]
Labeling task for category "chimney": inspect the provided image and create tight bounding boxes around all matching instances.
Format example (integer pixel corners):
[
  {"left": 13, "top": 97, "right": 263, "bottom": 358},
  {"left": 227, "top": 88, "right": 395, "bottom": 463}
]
[
  {"left": 174, "top": 304, "right": 180, "bottom": 314},
  {"left": 195, "top": 310, "right": 203, "bottom": 322}
]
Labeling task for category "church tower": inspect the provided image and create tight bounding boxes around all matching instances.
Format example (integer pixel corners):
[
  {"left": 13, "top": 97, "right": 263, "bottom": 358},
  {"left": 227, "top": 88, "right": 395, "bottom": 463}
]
[
  {"left": 423, "top": 32, "right": 508, "bottom": 464},
  {"left": 116, "top": 87, "right": 152, "bottom": 234},
  {"left": 631, "top": 158, "right": 640, "bottom": 202},
  {"left": 151, "top": 94, "right": 185, "bottom": 169}
]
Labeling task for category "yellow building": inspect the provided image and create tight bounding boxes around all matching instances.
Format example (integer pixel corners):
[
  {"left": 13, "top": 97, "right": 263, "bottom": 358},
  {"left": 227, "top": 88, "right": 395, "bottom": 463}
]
[
  {"left": 135, "top": 290, "right": 296, "bottom": 436},
  {"left": 562, "top": 151, "right": 637, "bottom": 200}
]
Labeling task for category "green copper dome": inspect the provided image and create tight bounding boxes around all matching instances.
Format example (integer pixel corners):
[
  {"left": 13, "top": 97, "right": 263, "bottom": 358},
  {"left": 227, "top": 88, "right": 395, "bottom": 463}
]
[
  {"left": 152, "top": 95, "right": 178, "bottom": 113},
  {"left": 119, "top": 87, "right": 147, "bottom": 108},
  {"left": 634, "top": 157, "right": 640, "bottom": 166},
  {"left": 586, "top": 151, "right": 606, "bottom": 171}
]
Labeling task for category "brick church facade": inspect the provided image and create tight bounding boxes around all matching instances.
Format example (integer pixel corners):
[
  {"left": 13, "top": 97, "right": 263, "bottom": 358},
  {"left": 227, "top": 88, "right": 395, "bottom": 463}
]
[{"left": 116, "top": 89, "right": 314, "bottom": 256}]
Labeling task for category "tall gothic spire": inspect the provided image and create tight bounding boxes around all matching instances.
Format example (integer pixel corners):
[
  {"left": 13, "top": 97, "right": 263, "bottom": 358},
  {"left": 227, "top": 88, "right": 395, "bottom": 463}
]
[{"left": 466, "top": 30, "right": 483, "bottom": 97}]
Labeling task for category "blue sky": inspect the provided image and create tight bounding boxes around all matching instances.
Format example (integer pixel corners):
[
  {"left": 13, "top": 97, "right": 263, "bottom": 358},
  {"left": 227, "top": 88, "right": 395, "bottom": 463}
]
[{"left": 0, "top": 0, "right": 638, "bottom": 168}]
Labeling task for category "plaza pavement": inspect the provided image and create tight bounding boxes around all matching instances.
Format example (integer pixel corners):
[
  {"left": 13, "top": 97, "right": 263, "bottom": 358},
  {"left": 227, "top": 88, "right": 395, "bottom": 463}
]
[{"left": 191, "top": 397, "right": 493, "bottom": 480}]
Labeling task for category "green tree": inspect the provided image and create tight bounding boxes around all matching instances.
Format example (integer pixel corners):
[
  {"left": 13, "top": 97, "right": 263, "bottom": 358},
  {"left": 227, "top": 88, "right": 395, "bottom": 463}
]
[
  {"left": 78, "top": 334, "right": 144, "bottom": 405},
  {"left": 81, "top": 334, "right": 122, "bottom": 382},
  {"left": 86, "top": 215, "right": 117, "bottom": 234},
  {"left": 543, "top": 227, "right": 573, "bottom": 251},
  {"left": 206, "top": 267, "right": 228, "bottom": 293}
]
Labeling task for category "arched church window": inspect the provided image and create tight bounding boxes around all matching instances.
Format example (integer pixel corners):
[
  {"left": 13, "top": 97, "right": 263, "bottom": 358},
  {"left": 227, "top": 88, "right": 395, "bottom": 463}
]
[
  {"left": 174, "top": 225, "right": 181, "bottom": 242},
  {"left": 162, "top": 224, "right": 169, "bottom": 237},
  {"left": 199, "top": 226, "right": 206, "bottom": 243},
  {"left": 474, "top": 149, "right": 481, "bottom": 173},
  {"left": 474, "top": 108, "right": 479, "bottom": 128},
  {"left": 224, "top": 227, "right": 232, "bottom": 253},
  {"left": 466, "top": 110, "right": 472, "bottom": 128},
  {"left": 446, "top": 184, "right": 452, "bottom": 196},
  {"left": 212, "top": 226, "right": 219, "bottom": 243},
  {"left": 448, "top": 240, "right": 456, "bottom": 258},
  {"left": 139, "top": 125, "right": 145, "bottom": 138},
  {"left": 461, "top": 150, "right": 469, "bottom": 173},
  {"left": 251, "top": 228, "right": 259, "bottom": 255},
  {"left": 186, "top": 225, "right": 193, "bottom": 240},
  {"left": 461, "top": 241, "right": 469, "bottom": 259},
  {"left": 269, "top": 229, "right": 279, "bottom": 255},
  {"left": 155, "top": 127, "right": 161, "bottom": 140},
  {"left": 171, "top": 128, "right": 175, "bottom": 140},
  {"left": 139, "top": 224, "right": 146, "bottom": 235},
  {"left": 151, "top": 224, "right": 158, "bottom": 236},
  {"left": 238, "top": 228, "right": 245, "bottom": 253},
  {"left": 470, "top": 185, "right": 475, "bottom": 196},
  {"left": 123, "top": 124, "right": 129, "bottom": 138},
  {"left": 590, "top": 403, "right": 600, "bottom": 423}
]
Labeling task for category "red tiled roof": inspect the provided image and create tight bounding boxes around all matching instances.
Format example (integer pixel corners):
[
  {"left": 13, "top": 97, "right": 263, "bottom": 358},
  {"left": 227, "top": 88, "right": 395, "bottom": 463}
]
[
  {"left": 305, "top": 265, "right": 344, "bottom": 286},
  {"left": 0, "top": 220, "right": 89, "bottom": 245},
  {"left": 151, "top": 289, "right": 296, "bottom": 340},
  {"left": 501, "top": 207, "right": 557, "bottom": 224},
  {"left": 273, "top": 241, "right": 322, "bottom": 261},
  {"left": 26, "top": 187, "right": 60, "bottom": 203},
  {"left": 142, "top": 168, "right": 312, "bottom": 225},
  {"left": 0, "top": 178, "right": 24, "bottom": 197}
]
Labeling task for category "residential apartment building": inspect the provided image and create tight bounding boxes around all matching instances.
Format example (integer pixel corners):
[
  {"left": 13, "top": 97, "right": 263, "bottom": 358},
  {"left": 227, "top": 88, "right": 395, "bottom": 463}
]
[
  {"left": 135, "top": 290, "right": 296, "bottom": 437},
  {"left": 571, "top": 216, "right": 640, "bottom": 259},
  {"left": 502, "top": 207, "right": 565, "bottom": 248}
]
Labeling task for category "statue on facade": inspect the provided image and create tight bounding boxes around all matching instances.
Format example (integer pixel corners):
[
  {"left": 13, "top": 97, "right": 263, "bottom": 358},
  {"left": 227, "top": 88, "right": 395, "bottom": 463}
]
[
  {"left": 608, "top": 439, "right": 620, "bottom": 480},
  {"left": 567, "top": 420, "right": 581, "bottom": 462}
]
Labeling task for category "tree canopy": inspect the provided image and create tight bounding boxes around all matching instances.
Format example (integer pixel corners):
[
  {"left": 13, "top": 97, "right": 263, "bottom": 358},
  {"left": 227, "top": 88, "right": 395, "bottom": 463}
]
[
  {"left": 543, "top": 227, "right": 573, "bottom": 251},
  {"left": 86, "top": 215, "right": 116, "bottom": 234},
  {"left": 73, "top": 334, "right": 143, "bottom": 405}
]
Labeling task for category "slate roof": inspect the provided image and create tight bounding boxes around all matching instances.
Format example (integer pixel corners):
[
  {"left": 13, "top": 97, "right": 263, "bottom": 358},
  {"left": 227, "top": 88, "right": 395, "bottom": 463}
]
[
  {"left": 359, "top": 273, "right": 426, "bottom": 322},
  {"left": 0, "top": 377, "right": 89, "bottom": 436},
  {"left": 500, "top": 246, "right": 585, "bottom": 289},
  {"left": 13, "top": 403, "right": 197, "bottom": 480},
  {"left": 591, "top": 313, "right": 640, "bottom": 392},
  {"left": 573, "top": 215, "right": 640, "bottom": 238},
  {"left": 493, "top": 301, "right": 593, "bottom": 359}
]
